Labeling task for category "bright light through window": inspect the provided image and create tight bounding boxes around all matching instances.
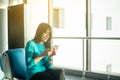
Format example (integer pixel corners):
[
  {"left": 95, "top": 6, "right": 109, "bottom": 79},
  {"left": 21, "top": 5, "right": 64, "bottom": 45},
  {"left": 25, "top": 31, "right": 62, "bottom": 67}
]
[{"left": 51, "top": 0, "right": 86, "bottom": 70}]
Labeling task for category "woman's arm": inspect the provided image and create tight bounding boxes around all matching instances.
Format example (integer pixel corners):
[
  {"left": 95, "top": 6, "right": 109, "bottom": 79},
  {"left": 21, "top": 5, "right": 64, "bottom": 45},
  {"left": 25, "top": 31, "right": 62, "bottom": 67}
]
[
  {"left": 25, "top": 41, "right": 37, "bottom": 68},
  {"left": 34, "top": 54, "right": 44, "bottom": 64},
  {"left": 34, "top": 48, "right": 54, "bottom": 64}
]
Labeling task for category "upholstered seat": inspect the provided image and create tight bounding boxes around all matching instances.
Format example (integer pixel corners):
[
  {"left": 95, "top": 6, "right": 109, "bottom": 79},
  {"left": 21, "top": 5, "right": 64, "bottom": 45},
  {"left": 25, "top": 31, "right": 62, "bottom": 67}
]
[
  {"left": 6, "top": 48, "right": 27, "bottom": 79},
  {"left": 0, "top": 54, "right": 4, "bottom": 80},
  {"left": 1, "top": 48, "right": 66, "bottom": 80}
]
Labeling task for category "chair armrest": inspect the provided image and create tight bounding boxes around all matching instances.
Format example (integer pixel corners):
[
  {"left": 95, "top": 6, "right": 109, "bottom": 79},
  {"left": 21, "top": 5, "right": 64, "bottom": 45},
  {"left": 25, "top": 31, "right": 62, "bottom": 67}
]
[{"left": 52, "top": 67, "right": 66, "bottom": 80}]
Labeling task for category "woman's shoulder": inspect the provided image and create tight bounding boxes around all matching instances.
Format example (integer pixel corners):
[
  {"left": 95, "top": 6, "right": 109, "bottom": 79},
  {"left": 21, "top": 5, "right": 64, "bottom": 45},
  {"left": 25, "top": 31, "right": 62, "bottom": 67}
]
[
  {"left": 26, "top": 40, "right": 35, "bottom": 46},
  {"left": 25, "top": 40, "right": 36, "bottom": 49}
]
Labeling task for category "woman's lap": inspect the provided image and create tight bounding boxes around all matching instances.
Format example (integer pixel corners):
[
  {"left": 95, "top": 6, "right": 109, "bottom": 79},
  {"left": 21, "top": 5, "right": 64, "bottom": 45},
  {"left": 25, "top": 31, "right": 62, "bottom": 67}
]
[{"left": 30, "top": 69, "right": 60, "bottom": 80}]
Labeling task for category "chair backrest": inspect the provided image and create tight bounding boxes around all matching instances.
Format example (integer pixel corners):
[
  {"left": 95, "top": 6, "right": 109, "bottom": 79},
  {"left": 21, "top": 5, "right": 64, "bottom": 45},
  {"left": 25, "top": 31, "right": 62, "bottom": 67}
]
[
  {"left": 0, "top": 54, "right": 5, "bottom": 79},
  {"left": 2, "top": 52, "right": 12, "bottom": 79},
  {"left": 0, "top": 54, "right": 2, "bottom": 69},
  {"left": 5, "top": 48, "right": 27, "bottom": 79}
]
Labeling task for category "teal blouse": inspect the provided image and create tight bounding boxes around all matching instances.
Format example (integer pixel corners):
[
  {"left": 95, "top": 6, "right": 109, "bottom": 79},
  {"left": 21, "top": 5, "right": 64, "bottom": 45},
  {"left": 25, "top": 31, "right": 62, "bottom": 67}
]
[{"left": 25, "top": 40, "right": 52, "bottom": 80}]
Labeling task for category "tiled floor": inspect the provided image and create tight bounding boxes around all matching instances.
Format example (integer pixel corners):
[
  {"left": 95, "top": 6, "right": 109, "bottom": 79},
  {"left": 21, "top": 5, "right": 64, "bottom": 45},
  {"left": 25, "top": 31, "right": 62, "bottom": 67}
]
[
  {"left": 64, "top": 69, "right": 120, "bottom": 80},
  {"left": 65, "top": 74, "right": 99, "bottom": 80},
  {"left": 65, "top": 74, "right": 80, "bottom": 80}
]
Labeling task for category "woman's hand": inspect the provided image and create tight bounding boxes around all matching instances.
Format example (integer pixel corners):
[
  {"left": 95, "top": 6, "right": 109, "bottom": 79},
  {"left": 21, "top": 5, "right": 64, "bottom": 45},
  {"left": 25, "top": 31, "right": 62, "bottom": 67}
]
[
  {"left": 42, "top": 48, "right": 56, "bottom": 57},
  {"left": 47, "top": 48, "right": 56, "bottom": 57},
  {"left": 35, "top": 48, "right": 54, "bottom": 64},
  {"left": 35, "top": 47, "right": 58, "bottom": 64},
  {"left": 52, "top": 45, "right": 59, "bottom": 55}
]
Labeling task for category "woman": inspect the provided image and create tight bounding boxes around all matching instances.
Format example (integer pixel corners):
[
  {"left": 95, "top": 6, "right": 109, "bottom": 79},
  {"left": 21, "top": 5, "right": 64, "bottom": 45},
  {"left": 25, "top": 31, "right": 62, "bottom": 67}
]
[{"left": 25, "top": 23, "right": 59, "bottom": 80}]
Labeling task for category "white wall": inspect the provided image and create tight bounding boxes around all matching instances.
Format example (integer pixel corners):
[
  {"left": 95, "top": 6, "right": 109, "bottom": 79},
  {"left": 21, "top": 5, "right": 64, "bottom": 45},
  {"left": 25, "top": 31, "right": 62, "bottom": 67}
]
[{"left": 0, "top": 8, "right": 8, "bottom": 54}]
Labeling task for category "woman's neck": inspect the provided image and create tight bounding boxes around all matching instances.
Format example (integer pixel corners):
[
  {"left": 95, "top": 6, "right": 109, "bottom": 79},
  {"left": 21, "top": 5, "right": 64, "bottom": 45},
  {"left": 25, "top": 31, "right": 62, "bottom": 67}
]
[{"left": 40, "top": 42, "right": 44, "bottom": 44}]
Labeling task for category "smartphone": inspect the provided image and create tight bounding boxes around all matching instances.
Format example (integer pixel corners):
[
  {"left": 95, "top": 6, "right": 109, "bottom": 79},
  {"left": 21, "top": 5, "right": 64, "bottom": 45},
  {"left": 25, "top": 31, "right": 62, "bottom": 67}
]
[
  {"left": 53, "top": 45, "right": 59, "bottom": 49},
  {"left": 52, "top": 45, "right": 59, "bottom": 54}
]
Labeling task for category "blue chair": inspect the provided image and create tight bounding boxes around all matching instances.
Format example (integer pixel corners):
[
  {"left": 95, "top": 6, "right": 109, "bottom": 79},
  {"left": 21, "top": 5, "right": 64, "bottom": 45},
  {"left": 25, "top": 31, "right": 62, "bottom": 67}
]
[
  {"left": 0, "top": 54, "right": 2, "bottom": 69},
  {"left": 2, "top": 48, "right": 66, "bottom": 80},
  {"left": 6, "top": 48, "right": 27, "bottom": 79},
  {"left": 2, "top": 48, "right": 27, "bottom": 80},
  {"left": 0, "top": 54, "right": 5, "bottom": 80}
]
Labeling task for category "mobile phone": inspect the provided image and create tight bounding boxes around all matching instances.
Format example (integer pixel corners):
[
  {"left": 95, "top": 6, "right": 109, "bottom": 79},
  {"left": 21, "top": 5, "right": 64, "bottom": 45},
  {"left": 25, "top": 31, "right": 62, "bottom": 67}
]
[
  {"left": 52, "top": 45, "right": 59, "bottom": 54},
  {"left": 53, "top": 45, "right": 59, "bottom": 49}
]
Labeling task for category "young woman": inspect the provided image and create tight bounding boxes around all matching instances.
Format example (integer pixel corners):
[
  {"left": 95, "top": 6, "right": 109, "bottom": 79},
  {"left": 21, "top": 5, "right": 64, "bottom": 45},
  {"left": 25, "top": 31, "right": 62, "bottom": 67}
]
[{"left": 25, "top": 23, "right": 59, "bottom": 80}]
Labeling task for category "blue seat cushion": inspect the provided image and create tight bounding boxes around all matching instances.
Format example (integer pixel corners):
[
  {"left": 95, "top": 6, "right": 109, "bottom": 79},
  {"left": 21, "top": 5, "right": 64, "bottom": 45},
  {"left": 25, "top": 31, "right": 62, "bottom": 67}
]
[
  {"left": 0, "top": 54, "right": 4, "bottom": 72},
  {"left": 0, "top": 54, "right": 2, "bottom": 68},
  {"left": 6, "top": 48, "right": 27, "bottom": 79}
]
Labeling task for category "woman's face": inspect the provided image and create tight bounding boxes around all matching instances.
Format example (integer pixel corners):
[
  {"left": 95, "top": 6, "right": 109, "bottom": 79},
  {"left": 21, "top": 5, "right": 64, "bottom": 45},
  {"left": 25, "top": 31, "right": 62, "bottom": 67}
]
[{"left": 41, "top": 29, "right": 50, "bottom": 43}]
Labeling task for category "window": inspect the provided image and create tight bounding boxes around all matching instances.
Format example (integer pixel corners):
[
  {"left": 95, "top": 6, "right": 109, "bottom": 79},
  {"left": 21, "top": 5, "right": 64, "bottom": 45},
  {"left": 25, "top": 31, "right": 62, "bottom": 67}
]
[
  {"left": 91, "top": 0, "right": 120, "bottom": 74},
  {"left": 50, "top": 0, "right": 86, "bottom": 70}
]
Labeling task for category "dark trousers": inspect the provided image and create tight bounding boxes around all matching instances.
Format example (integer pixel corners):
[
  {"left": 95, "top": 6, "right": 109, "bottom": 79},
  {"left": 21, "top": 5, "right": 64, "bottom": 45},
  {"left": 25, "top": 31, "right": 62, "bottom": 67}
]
[{"left": 30, "top": 69, "right": 60, "bottom": 80}]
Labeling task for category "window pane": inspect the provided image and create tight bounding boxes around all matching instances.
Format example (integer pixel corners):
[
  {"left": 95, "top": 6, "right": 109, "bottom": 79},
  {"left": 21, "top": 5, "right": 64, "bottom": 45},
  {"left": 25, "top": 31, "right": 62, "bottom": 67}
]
[
  {"left": 91, "top": 40, "right": 120, "bottom": 74},
  {"left": 52, "top": 0, "right": 86, "bottom": 37},
  {"left": 91, "top": 0, "right": 120, "bottom": 75},
  {"left": 29, "top": 0, "right": 48, "bottom": 37},
  {"left": 51, "top": 0, "right": 86, "bottom": 70},
  {"left": 52, "top": 39, "right": 83, "bottom": 70},
  {"left": 91, "top": 0, "right": 120, "bottom": 37}
]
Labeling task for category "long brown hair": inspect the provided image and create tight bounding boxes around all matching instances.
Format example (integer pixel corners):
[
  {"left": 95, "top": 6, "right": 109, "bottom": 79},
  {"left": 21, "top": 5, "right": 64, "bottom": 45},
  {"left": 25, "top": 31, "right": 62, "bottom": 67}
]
[{"left": 33, "top": 23, "right": 52, "bottom": 48}]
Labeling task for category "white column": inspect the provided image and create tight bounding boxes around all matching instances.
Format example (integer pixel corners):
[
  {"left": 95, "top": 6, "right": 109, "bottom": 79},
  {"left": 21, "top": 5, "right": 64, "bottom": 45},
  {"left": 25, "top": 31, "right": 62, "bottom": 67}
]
[{"left": 0, "top": 8, "right": 8, "bottom": 54}]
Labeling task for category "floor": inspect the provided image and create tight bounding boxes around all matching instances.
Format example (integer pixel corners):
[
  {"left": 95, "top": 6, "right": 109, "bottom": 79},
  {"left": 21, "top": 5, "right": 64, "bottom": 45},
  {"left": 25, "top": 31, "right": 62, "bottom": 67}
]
[
  {"left": 65, "top": 74, "right": 101, "bottom": 80},
  {"left": 64, "top": 69, "right": 120, "bottom": 80},
  {"left": 65, "top": 74, "right": 80, "bottom": 80}
]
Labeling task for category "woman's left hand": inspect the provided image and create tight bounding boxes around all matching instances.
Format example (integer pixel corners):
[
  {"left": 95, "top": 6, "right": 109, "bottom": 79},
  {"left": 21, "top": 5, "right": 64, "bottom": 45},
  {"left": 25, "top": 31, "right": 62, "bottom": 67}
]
[
  {"left": 48, "top": 47, "right": 58, "bottom": 57},
  {"left": 52, "top": 45, "right": 59, "bottom": 54}
]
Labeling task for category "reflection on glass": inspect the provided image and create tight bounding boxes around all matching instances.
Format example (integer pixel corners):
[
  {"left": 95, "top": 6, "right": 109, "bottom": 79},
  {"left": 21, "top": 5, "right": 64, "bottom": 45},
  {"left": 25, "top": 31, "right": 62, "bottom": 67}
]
[
  {"left": 106, "top": 64, "right": 111, "bottom": 80},
  {"left": 53, "top": 8, "right": 64, "bottom": 28},
  {"left": 80, "top": 71, "right": 87, "bottom": 80}
]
